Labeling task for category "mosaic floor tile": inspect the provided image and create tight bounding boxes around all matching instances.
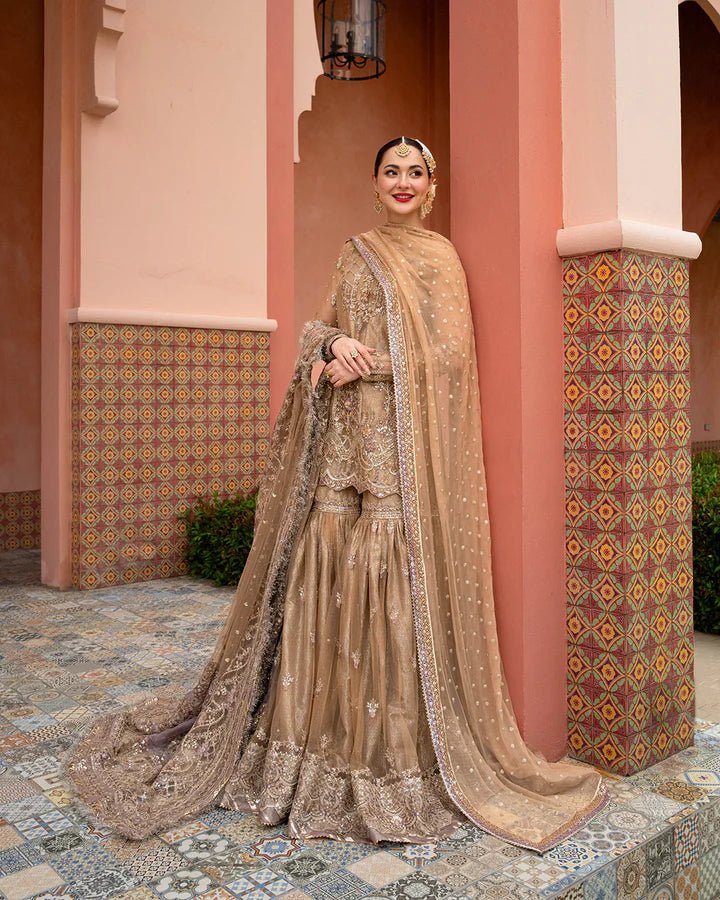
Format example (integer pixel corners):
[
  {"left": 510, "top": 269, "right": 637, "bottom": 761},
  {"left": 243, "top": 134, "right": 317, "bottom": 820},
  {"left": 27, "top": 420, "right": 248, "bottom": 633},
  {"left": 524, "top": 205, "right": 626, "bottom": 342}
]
[
  {"left": 615, "top": 846, "right": 645, "bottom": 899},
  {"left": 376, "top": 870, "right": 451, "bottom": 899},
  {"left": 275, "top": 852, "right": 331, "bottom": 885},
  {"left": 224, "top": 865, "right": 294, "bottom": 898},
  {"left": 347, "top": 851, "right": 414, "bottom": 888},
  {"left": 580, "top": 861, "right": 617, "bottom": 899},
  {"left": 153, "top": 867, "right": 217, "bottom": 898},
  {"left": 673, "top": 863, "right": 699, "bottom": 899},
  {"left": 176, "top": 831, "right": 238, "bottom": 863},
  {"left": 646, "top": 882, "right": 675, "bottom": 899},
  {"left": 125, "top": 844, "right": 186, "bottom": 880},
  {"left": 699, "top": 844, "right": 720, "bottom": 900},
  {"left": 0, "top": 843, "right": 43, "bottom": 875},
  {"left": 0, "top": 861, "right": 65, "bottom": 900},
  {"left": 465, "top": 869, "right": 539, "bottom": 898},
  {"left": 671, "top": 809, "right": 699, "bottom": 869},
  {"left": 0, "top": 824, "right": 25, "bottom": 851},
  {"left": 496, "top": 856, "right": 567, "bottom": 890},
  {"left": 0, "top": 564, "right": 719, "bottom": 900},
  {"left": 645, "top": 828, "right": 675, "bottom": 889}
]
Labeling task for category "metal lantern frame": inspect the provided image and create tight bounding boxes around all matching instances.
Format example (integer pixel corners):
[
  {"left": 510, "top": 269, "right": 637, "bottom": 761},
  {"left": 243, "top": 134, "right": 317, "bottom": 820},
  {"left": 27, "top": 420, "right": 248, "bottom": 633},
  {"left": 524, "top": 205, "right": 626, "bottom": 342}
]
[{"left": 317, "top": 0, "right": 386, "bottom": 81}]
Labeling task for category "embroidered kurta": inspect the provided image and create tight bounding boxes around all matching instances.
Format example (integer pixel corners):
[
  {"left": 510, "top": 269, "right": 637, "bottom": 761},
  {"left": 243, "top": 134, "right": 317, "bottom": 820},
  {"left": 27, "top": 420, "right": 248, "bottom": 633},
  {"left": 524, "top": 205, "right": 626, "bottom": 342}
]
[{"left": 318, "top": 241, "right": 400, "bottom": 499}]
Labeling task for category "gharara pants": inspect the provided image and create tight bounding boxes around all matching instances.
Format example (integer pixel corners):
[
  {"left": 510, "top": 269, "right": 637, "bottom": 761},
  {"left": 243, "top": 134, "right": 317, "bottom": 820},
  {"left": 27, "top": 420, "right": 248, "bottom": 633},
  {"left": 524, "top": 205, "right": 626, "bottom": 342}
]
[{"left": 219, "top": 484, "right": 461, "bottom": 843}]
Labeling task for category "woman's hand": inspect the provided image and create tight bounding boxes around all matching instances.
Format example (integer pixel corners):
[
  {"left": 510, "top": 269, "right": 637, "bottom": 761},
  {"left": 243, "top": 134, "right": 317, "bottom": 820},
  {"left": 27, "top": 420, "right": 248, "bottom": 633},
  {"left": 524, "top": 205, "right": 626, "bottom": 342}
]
[
  {"left": 329, "top": 336, "right": 376, "bottom": 377},
  {"left": 324, "top": 358, "right": 360, "bottom": 388}
]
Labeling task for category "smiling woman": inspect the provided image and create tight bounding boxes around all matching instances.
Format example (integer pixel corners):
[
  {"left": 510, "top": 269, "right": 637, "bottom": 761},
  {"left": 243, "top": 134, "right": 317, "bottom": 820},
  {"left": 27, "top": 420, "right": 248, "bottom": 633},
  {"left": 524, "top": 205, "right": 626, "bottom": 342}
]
[
  {"left": 66, "top": 136, "right": 607, "bottom": 852},
  {"left": 372, "top": 136, "right": 437, "bottom": 225}
]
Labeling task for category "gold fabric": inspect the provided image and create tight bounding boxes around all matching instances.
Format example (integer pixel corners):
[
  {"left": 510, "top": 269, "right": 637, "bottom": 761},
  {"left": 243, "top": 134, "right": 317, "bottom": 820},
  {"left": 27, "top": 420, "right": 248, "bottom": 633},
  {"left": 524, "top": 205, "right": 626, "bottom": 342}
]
[
  {"left": 65, "top": 223, "right": 607, "bottom": 851},
  {"left": 221, "top": 485, "right": 460, "bottom": 842},
  {"left": 319, "top": 241, "right": 399, "bottom": 497},
  {"left": 349, "top": 224, "right": 607, "bottom": 851}
]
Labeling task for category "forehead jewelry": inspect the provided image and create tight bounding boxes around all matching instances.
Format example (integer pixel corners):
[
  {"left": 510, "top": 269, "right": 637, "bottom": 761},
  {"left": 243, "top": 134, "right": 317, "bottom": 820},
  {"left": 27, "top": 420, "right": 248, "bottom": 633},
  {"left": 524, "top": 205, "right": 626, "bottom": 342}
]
[
  {"left": 393, "top": 136, "right": 436, "bottom": 176},
  {"left": 394, "top": 136, "right": 411, "bottom": 158}
]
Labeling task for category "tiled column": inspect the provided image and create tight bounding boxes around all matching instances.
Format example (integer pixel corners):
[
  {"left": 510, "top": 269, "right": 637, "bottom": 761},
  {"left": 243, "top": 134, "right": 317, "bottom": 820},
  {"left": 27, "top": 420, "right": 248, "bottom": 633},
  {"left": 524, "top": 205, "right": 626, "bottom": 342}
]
[
  {"left": 564, "top": 251, "right": 695, "bottom": 775},
  {"left": 71, "top": 323, "right": 270, "bottom": 589}
]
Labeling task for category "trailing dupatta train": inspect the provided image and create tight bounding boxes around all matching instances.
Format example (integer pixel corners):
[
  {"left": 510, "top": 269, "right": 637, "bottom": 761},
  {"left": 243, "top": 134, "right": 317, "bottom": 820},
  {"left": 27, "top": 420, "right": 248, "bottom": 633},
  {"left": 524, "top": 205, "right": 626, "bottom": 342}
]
[{"left": 66, "top": 224, "right": 607, "bottom": 851}]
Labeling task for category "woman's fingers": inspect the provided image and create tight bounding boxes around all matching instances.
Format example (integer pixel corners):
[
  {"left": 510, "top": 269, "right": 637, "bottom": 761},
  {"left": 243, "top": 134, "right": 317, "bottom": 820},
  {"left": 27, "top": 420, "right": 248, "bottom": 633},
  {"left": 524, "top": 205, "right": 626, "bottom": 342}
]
[
  {"left": 332, "top": 337, "right": 376, "bottom": 376},
  {"left": 342, "top": 352, "right": 367, "bottom": 376}
]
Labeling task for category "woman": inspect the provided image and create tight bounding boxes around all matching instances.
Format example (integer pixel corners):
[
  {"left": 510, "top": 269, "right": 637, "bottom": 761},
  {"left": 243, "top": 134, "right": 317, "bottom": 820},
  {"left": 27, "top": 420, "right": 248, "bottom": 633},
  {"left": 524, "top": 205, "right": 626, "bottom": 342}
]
[{"left": 67, "top": 137, "right": 607, "bottom": 851}]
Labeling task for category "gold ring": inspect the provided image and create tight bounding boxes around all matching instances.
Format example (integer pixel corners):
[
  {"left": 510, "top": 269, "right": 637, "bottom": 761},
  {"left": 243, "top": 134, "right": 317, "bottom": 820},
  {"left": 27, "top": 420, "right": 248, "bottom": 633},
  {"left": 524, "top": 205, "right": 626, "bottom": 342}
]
[{"left": 349, "top": 348, "right": 359, "bottom": 358}]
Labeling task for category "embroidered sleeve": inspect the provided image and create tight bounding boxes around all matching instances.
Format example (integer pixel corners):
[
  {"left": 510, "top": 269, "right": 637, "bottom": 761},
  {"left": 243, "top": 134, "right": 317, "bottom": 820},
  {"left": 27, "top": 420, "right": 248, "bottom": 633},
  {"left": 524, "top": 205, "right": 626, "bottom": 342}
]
[{"left": 299, "top": 319, "right": 345, "bottom": 366}]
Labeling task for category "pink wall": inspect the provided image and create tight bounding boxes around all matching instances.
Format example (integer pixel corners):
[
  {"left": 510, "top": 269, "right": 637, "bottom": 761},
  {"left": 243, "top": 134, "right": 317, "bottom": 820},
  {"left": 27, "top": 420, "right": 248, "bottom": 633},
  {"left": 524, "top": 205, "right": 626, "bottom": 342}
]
[
  {"left": 267, "top": 0, "right": 296, "bottom": 421},
  {"left": 681, "top": 1, "right": 720, "bottom": 236},
  {"left": 680, "top": 2, "right": 720, "bottom": 442},
  {"left": 293, "top": 0, "right": 450, "bottom": 339},
  {"left": 79, "top": 0, "right": 268, "bottom": 321},
  {"left": 450, "top": 0, "right": 567, "bottom": 758},
  {"left": 689, "top": 221, "right": 720, "bottom": 440},
  {"left": 0, "top": 1, "right": 43, "bottom": 494}
]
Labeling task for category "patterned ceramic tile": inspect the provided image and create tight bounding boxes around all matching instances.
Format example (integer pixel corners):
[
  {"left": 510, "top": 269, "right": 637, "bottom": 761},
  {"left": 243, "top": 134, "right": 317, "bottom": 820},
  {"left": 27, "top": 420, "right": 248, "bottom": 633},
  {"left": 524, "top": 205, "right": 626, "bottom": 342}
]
[
  {"left": 466, "top": 870, "right": 539, "bottom": 898},
  {"left": 70, "top": 323, "right": 271, "bottom": 589},
  {"left": 581, "top": 861, "right": 618, "bottom": 899},
  {"left": 563, "top": 252, "right": 694, "bottom": 776},
  {"left": 225, "top": 864, "right": 294, "bottom": 898},
  {"left": 673, "top": 863, "right": 700, "bottom": 899},
  {"left": 153, "top": 867, "right": 217, "bottom": 898},
  {"left": 615, "top": 846, "right": 646, "bottom": 899},
  {"left": 671, "top": 809, "right": 699, "bottom": 869},
  {"left": 376, "top": 870, "right": 451, "bottom": 899},
  {"left": 0, "top": 491, "right": 40, "bottom": 553},
  {"left": 0, "top": 559, "right": 718, "bottom": 900},
  {"left": 0, "top": 862, "right": 65, "bottom": 899},
  {"left": 645, "top": 828, "right": 675, "bottom": 889},
  {"left": 646, "top": 882, "right": 675, "bottom": 899},
  {"left": 699, "top": 844, "right": 720, "bottom": 899}
]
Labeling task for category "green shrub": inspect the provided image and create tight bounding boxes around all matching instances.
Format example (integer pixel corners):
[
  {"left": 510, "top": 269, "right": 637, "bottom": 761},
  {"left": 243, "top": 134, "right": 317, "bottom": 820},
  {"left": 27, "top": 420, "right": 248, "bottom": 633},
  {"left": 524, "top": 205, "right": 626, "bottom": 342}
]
[
  {"left": 181, "top": 492, "right": 257, "bottom": 587},
  {"left": 692, "top": 451, "right": 720, "bottom": 635}
]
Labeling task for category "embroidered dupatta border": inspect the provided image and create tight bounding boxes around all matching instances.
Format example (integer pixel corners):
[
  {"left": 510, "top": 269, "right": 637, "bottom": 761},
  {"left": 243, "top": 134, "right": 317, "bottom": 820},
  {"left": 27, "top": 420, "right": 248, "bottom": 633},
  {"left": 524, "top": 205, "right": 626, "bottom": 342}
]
[{"left": 351, "top": 234, "right": 608, "bottom": 853}]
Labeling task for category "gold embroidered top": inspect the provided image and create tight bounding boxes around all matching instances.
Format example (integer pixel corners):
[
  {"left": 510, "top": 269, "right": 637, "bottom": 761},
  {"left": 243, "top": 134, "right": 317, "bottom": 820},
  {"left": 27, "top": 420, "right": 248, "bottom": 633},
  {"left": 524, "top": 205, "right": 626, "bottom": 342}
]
[{"left": 318, "top": 241, "right": 400, "bottom": 498}]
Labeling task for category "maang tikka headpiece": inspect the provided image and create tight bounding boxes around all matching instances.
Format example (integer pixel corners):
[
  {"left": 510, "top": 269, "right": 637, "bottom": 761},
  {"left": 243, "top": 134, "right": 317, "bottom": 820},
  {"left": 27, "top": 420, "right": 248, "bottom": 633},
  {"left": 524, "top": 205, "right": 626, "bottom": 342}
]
[{"left": 394, "top": 136, "right": 437, "bottom": 177}]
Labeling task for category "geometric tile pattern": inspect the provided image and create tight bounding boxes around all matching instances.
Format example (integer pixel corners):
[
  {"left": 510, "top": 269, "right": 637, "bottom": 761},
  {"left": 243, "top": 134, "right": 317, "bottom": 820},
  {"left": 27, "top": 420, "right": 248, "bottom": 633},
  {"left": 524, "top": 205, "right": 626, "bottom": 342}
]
[
  {"left": 70, "top": 323, "right": 271, "bottom": 589},
  {"left": 0, "top": 491, "right": 40, "bottom": 552},
  {"left": 563, "top": 251, "right": 695, "bottom": 776},
  {"left": 0, "top": 558, "right": 718, "bottom": 899}
]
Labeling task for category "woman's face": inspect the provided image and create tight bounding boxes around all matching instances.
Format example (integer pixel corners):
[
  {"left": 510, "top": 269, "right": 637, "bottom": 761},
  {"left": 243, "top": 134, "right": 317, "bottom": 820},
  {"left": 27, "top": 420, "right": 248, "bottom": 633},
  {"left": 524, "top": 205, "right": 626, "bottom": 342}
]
[{"left": 373, "top": 145, "right": 432, "bottom": 222}]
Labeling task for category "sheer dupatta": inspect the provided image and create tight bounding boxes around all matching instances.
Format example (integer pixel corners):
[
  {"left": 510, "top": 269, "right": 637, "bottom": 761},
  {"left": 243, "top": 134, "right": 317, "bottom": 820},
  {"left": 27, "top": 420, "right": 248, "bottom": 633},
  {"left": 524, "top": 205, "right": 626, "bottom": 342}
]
[
  {"left": 352, "top": 225, "right": 607, "bottom": 852},
  {"left": 65, "top": 320, "right": 343, "bottom": 840}
]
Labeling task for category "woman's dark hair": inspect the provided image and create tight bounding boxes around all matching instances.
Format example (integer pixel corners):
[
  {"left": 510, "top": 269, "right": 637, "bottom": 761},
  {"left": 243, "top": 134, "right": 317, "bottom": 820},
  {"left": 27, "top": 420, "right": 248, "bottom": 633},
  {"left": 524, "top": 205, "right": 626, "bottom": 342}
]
[{"left": 374, "top": 137, "right": 432, "bottom": 177}]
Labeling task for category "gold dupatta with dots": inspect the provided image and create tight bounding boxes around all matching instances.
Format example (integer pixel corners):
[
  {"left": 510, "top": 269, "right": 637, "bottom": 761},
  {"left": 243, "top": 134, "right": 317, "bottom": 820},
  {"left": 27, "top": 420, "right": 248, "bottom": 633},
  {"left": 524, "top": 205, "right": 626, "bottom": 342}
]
[{"left": 352, "top": 224, "right": 607, "bottom": 851}]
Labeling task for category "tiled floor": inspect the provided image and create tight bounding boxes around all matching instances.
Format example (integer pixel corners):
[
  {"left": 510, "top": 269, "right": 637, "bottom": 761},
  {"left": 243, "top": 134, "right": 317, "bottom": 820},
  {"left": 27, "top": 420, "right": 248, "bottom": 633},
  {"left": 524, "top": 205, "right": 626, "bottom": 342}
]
[{"left": 0, "top": 548, "right": 718, "bottom": 899}]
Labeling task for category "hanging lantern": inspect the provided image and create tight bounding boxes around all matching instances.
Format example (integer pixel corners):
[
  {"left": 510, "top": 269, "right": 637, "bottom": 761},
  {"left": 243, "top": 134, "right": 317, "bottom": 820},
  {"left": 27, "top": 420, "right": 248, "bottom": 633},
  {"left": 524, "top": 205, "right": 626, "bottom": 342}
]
[{"left": 317, "top": 0, "right": 386, "bottom": 81}]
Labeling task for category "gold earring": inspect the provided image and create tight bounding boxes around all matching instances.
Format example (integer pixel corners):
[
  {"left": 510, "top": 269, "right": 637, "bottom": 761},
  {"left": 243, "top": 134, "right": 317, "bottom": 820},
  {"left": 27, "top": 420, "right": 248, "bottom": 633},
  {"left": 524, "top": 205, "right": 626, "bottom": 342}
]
[
  {"left": 373, "top": 190, "right": 383, "bottom": 214},
  {"left": 420, "top": 183, "right": 436, "bottom": 219}
]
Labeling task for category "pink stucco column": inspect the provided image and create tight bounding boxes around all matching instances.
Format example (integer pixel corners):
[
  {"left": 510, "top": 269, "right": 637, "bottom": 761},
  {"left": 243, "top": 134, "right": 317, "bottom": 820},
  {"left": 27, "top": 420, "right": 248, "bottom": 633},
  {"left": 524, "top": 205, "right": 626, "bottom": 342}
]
[
  {"left": 41, "top": 0, "right": 78, "bottom": 588},
  {"left": 267, "top": 0, "right": 296, "bottom": 423},
  {"left": 449, "top": 0, "right": 568, "bottom": 759}
]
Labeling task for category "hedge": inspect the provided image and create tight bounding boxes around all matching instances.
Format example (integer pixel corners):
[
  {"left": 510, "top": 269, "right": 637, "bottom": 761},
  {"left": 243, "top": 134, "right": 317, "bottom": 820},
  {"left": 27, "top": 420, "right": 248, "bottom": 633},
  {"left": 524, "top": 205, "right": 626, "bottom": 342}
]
[
  {"left": 692, "top": 451, "right": 720, "bottom": 635},
  {"left": 181, "top": 492, "right": 256, "bottom": 587}
]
